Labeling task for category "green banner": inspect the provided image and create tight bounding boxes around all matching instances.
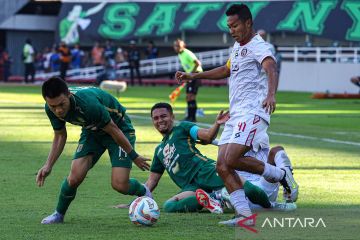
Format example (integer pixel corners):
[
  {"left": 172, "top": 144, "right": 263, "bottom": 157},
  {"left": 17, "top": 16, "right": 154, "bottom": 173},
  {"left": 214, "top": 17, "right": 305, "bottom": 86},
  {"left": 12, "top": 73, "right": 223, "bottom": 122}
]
[{"left": 57, "top": 1, "right": 360, "bottom": 45}]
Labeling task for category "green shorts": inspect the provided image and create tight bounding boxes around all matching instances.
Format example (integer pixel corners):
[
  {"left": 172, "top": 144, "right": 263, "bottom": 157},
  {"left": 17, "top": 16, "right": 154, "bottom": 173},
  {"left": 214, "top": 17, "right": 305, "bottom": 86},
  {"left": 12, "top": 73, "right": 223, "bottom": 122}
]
[
  {"left": 180, "top": 162, "right": 224, "bottom": 193},
  {"left": 73, "top": 130, "right": 136, "bottom": 168}
]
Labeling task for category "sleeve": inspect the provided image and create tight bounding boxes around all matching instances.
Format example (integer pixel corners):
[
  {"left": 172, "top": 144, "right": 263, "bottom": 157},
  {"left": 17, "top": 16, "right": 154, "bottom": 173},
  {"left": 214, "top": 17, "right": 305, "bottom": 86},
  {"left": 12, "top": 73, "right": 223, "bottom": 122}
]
[
  {"left": 226, "top": 58, "right": 231, "bottom": 69},
  {"left": 186, "top": 50, "right": 198, "bottom": 62},
  {"left": 86, "top": 102, "right": 111, "bottom": 129},
  {"left": 45, "top": 104, "right": 66, "bottom": 130},
  {"left": 253, "top": 42, "right": 276, "bottom": 65},
  {"left": 150, "top": 147, "right": 165, "bottom": 174},
  {"left": 189, "top": 125, "right": 199, "bottom": 141},
  {"left": 179, "top": 121, "right": 196, "bottom": 135}
]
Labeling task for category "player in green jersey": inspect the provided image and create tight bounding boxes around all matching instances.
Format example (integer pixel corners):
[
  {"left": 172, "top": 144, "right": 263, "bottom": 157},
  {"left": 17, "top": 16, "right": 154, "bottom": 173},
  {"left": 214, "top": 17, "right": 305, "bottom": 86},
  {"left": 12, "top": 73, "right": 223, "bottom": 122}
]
[
  {"left": 173, "top": 39, "right": 203, "bottom": 122},
  {"left": 36, "top": 77, "right": 151, "bottom": 224},
  {"left": 145, "top": 102, "right": 275, "bottom": 213}
]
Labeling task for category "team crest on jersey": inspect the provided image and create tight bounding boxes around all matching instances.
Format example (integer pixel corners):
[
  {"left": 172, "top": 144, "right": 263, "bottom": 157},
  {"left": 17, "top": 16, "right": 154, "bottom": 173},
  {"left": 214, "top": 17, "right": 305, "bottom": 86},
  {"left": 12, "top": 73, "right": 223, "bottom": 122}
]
[{"left": 241, "top": 48, "right": 248, "bottom": 57}]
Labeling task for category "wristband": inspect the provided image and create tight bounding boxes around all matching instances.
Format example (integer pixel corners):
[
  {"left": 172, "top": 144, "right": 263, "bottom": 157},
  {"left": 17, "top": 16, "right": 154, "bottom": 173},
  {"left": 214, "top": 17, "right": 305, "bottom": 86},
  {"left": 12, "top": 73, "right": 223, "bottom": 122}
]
[{"left": 128, "top": 149, "right": 139, "bottom": 161}]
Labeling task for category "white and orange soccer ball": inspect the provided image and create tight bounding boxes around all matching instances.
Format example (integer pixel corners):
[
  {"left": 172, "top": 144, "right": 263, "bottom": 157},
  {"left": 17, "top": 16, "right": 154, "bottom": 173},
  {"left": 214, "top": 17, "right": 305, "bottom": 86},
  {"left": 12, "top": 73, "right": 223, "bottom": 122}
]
[{"left": 129, "top": 196, "right": 160, "bottom": 226}]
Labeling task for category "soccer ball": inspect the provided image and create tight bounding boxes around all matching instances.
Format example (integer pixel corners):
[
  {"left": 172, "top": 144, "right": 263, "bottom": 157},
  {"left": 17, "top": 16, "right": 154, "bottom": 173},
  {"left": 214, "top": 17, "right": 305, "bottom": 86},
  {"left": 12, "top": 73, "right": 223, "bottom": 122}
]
[{"left": 129, "top": 196, "right": 160, "bottom": 226}]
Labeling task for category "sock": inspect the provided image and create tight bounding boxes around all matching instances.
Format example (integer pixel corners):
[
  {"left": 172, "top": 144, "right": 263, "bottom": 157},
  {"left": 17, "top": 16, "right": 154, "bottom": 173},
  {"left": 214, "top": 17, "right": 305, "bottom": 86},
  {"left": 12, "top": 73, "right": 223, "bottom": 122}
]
[
  {"left": 274, "top": 150, "right": 292, "bottom": 169},
  {"left": 262, "top": 163, "right": 285, "bottom": 182},
  {"left": 244, "top": 181, "right": 271, "bottom": 208},
  {"left": 56, "top": 178, "right": 77, "bottom": 215},
  {"left": 187, "top": 100, "right": 197, "bottom": 121},
  {"left": 163, "top": 196, "right": 202, "bottom": 212},
  {"left": 229, "top": 189, "right": 252, "bottom": 217},
  {"left": 127, "top": 178, "right": 146, "bottom": 196}
]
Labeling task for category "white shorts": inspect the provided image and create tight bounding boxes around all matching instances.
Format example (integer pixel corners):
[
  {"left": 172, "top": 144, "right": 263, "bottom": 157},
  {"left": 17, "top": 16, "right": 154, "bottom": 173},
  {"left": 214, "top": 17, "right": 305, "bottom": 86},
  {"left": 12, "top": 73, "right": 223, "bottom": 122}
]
[{"left": 218, "top": 114, "right": 269, "bottom": 152}]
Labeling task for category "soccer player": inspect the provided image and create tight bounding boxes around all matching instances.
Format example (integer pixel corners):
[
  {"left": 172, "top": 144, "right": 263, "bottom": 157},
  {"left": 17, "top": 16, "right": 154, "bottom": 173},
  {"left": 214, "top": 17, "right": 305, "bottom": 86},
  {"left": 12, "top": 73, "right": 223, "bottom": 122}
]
[
  {"left": 145, "top": 102, "right": 278, "bottom": 213},
  {"left": 173, "top": 39, "right": 203, "bottom": 122},
  {"left": 36, "top": 77, "right": 151, "bottom": 224},
  {"left": 197, "top": 145, "right": 297, "bottom": 216},
  {"left": 350, "top": 76, "right": 360, "bottom": 89},
  {"left": 175, "top": 4, "right": 298, "bottom": 226}
]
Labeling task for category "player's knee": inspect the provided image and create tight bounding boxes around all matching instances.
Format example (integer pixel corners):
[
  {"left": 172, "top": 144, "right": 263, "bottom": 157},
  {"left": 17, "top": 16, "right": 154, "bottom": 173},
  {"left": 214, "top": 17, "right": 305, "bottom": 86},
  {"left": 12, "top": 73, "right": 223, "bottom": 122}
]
[
  {"left": 163, "top": 200, "right": 176, "bottom": 213},
  {"left": 216, "top": 160, "right": 229, "bottom": 176},
  {"left": 67, "top": 176, "right": 83, "bottom": 188},
  {"left": 112, "top": 181, "right": 129, "bottom": 194}
]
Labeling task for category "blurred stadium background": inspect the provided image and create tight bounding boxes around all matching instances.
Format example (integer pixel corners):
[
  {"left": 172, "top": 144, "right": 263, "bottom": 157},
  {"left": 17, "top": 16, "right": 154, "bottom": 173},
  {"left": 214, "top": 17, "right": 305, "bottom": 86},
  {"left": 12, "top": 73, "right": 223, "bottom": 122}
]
[{"left": 0, "top": 0, "right": 359, "bottom": 94}]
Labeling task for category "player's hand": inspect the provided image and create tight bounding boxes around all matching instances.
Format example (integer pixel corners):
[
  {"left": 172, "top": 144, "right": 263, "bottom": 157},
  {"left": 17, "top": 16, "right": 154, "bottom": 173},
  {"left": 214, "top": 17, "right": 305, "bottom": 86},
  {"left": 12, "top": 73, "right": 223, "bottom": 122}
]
[
  {"left": 262, "top": 95, "right": 276, "bottom": 114},
  {"left": 216, "top": 110, "right": 230, "bottom": 125},
  {"left": 133, "top": 155, "right": 150, "bottom": 171},
  {"left": 36, "top": 165, "right": 52, "bottom": 187},
  {"left": 175, "top": 71, "right": 192, "bottom": 84}
]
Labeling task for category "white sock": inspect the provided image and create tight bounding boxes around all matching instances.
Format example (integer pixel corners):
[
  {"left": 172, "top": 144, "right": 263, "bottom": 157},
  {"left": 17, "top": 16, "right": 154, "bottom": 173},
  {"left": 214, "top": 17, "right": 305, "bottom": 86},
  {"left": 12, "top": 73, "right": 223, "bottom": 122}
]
[
  {"left": 274, "top": 150, "right": 292, "bottom": 169},
  {"left": 229, "top": 189, "right": 252, "bottom": 217},
  {"left": 262, "top": 163, "right": 285, "bottom": 182}
]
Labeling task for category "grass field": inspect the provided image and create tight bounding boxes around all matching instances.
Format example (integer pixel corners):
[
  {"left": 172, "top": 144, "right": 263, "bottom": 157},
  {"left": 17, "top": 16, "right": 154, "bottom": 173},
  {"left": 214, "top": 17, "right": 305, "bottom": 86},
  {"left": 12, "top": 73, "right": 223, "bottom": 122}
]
[{"left": 0, "top": 85, "right": 359, "bottom": 240}]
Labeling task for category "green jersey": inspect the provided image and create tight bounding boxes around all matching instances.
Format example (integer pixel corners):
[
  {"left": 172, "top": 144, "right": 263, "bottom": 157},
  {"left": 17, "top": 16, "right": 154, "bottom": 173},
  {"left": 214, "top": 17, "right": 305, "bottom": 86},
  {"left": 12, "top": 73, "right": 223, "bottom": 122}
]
[
  {"left": 178, "top": 48, "right": 203, "bottom": 73},
  {"left": 150, "top": 121, "right": 213, "bottom": 189},
  {"left": 45, "top": 87, "right": 134, "bottom": 134}
]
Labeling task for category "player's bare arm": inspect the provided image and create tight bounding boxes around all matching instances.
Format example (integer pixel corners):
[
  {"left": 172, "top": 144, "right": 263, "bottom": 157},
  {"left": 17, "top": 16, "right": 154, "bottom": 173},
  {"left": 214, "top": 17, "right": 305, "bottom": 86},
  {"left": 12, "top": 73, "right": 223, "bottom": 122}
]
[
  {"left": 175, "top": 64, "right": 230, "bottom": 84},
  {"left": 36, "top": 127, "right": 67, "bottom": 187},
  {"left": 197, "top": 110, "right": 230, "bottom": 144},
  {"left": 102, "top": 119, "right": 150, "bottom": 171},
  {"left": 145, "top": 172, "right": 163, "bottom": 192},
  {"left": 262, "top": 57, "right": 279, "bottom": 114}
]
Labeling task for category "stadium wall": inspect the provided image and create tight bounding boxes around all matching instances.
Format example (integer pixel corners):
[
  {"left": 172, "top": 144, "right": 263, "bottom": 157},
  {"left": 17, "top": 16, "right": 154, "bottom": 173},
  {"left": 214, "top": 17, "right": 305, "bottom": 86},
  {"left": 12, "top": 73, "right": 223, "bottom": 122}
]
[{"left": 279, "top": 62, "right": 360, "bottom": 93}]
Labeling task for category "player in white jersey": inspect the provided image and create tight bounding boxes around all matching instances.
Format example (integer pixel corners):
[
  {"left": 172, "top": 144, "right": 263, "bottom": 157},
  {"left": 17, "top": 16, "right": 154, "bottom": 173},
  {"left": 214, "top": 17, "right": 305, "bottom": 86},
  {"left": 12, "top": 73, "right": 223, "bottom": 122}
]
[{"left": 175, "top": 4, "right": 298, "bottom": 227}]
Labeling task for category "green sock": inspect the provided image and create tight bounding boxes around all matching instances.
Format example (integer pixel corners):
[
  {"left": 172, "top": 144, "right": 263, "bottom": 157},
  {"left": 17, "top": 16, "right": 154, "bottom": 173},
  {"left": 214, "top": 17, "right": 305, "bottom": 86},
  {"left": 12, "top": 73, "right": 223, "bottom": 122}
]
[
  {"left": 56, "top": 178, "right": 77, "bottom": 215},
  {"left": 244, "top": 181, "right": 271, "bottom": 208},
  {"left": 127, "top": 178, "right": 146, "bottom": 196},
  {"left": 163, "top": 196, "right": 203, "bottom": 213}
]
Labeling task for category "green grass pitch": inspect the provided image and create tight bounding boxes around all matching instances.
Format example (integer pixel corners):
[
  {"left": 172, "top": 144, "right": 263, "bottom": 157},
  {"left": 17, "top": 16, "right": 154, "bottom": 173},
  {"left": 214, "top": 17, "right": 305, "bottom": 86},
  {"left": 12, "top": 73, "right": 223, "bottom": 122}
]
[{"left": 0, "top": 85, "right": 359, "bottom": 240}]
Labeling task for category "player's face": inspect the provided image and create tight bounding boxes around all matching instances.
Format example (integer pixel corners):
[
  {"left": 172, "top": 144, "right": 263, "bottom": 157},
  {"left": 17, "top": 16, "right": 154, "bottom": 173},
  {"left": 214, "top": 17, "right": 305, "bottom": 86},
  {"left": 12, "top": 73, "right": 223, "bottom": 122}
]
[
  {"left": 227, "top": 15, "right": 251, "bottom": 43},
  {"left": 152, "top": 108, "right": 174, "bottom": 135},
  {"left": 46, "top": 93, "right": 71, "bottom": 119},
  {"left": 173, "top": 42, "right": 181, "bottom": 53}
]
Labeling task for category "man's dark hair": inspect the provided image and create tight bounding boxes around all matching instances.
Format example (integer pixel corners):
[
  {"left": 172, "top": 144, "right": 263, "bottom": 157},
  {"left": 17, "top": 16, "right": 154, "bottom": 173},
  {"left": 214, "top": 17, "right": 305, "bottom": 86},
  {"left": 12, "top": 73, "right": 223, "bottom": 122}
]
[
  {"left": 151, "top": 102, "right": 173, "bottom": 116},
  {"left": 42, "top": 77, "right": 69, "bottom": 99},
  {"left": 25, "top": 38, "right": 32, "bottom": 44},
  {"left": 226, "top": 4, "right": 253, "bottom": 24}
]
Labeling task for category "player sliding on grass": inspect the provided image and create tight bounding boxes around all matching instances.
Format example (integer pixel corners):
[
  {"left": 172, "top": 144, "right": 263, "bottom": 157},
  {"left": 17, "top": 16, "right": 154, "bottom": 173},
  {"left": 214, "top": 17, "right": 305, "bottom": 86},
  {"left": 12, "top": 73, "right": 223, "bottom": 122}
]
[
  {"left": 36, "top": 77, "right": 151, "bottom": 224},
  {"left": 144, "top": 103, "right": 295, "bottom": 213},
  {"left": 175, "top": 4, "right": 298, "bottom": 226}
]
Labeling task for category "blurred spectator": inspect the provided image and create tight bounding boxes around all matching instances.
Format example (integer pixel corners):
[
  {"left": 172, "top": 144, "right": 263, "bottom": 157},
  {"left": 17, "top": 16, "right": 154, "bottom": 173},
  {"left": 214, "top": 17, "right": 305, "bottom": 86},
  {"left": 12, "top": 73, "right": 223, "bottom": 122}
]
[
  {"left": 71, "top": 44, "right": 84, "bottom": 69},
  {"left": 35, "top": 52, "right": 45, "bottom": 73},
  {"left": 43, "top": 47, "right": 52, "bottom": 72},
  {"left": 127, "top": 40, "right": 142, "bottom": 86},
  {"left": 58, "top": 41, "right": 72, "bottom": 80},
  {"left": 2, "top": 49, "right": 12, "bottom": 82},
  {"left": 91, "top": 42, "right": 104, "bottom": 66},
  {"left": 23, "top": 38, "right": 35, "bottom": 83},
  {"left": 145, "top": 40, "right": 158, "bottom": 59},
  {"left": 116, "top": 46, "right": 125, "bottom": 64},
  {"left": 104, "top": 40, "right": 116, "bottom": 66},
  {"left": 50, "top": 47, "right": 60, "bottom": 72},
  {"left": 0, "top": 47, "right": 4, "bottom": 81}
]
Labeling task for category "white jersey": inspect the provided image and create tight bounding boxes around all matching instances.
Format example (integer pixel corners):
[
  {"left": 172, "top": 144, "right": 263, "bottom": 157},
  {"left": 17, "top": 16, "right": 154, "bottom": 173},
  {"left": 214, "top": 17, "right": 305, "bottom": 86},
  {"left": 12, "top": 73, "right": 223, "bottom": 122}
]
[{"left": 227, "top": 34, "right": 276, "bottom": 124}]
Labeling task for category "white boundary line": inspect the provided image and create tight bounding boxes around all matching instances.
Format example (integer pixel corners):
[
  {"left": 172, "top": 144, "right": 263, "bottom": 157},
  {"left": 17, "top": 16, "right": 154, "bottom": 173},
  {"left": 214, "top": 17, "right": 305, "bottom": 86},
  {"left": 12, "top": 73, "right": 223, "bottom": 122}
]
[{"left": 129, "top": 114, "right": 360, "bottom": 147}]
